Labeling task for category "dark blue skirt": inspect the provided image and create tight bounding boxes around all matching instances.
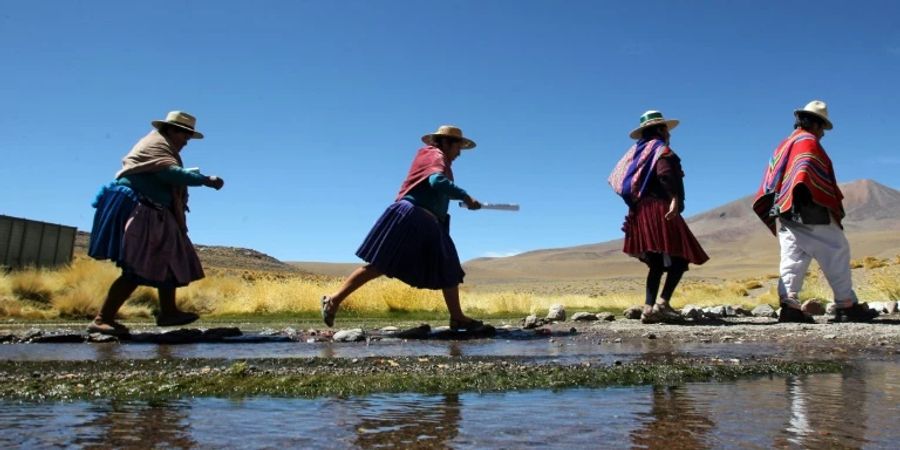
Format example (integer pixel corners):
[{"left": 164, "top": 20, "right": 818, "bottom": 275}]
[
  {"left": 88, "top": 183, "right": 140, "bottom": 262},
  {"left": 356, "top": 200, "right": 465, "bottom": 289}
]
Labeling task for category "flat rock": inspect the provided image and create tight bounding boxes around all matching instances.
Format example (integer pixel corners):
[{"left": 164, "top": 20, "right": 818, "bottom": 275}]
[
  {"left": 885, "top": 301, "right": 898, "bottom": 315},
  {"left": 333, "top": 329, "right": 366, "bottom": 342},
  {"left": 28, "top": 333, "right": 85, "bottom": 344},
  {"left": 751, "top": 304, "right": 777, "bottom": 318},
  {"left": 87, "top": 333, "right": 119, "bottom": 343},
  {"left": 596, "top": 312, "right": 615, "bottom": 322},
  {"left": 681, "top": 305, "right": 703, "bottom": 321},
  {"left": 153, "top": 329, "right": 204, "bottom": 344},
  {"left": 868, "top": 302, "right": 887, "bottom": 313},
  {"left": 202, "top": 327, "right": 243, "bottom": 341},
  {"left": 384, "top": 324, "right": 431, "bottom": 340},
  {"left": 429, "top": 324, "right": 497, "bottom": 340},
  {"left": 571, "top": 312, "right": 598, "bottom": 321}
]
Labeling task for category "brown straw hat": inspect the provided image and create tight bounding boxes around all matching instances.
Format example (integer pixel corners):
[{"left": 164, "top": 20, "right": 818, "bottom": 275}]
[
  {"left": 151, "top": 111, "right": 204, "bottom": 139},
  {"left": 421, "top": 125, "right": 476, "bottom": 149},
  {"left": 629, "top": 110, "right": 679, "bottom": 139}
]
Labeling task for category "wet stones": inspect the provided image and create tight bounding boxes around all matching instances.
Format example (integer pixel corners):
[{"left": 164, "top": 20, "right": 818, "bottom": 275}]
[
  {"left": 333, "top": 329, "right": 366, "bottom": 342},
  {"left": 546, "top": 304, "right": 566, "bottom": 322},
  {"left": 752, "top": 304, "right": 777, "bottom": 318},
  {"left": 571, "top": 312, "right": 598, "bottom": 322},
  {"left": 801, "top": 300, "right": 826, "bottom": 316},
  {"left": 681, "top": 305, "right": 703, "bottom": 321},
  {"left": 623, "top": 306, "right": 642, "bottom": 320}
]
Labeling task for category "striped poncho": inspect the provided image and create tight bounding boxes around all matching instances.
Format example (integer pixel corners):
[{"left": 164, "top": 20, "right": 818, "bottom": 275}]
[
  {"left": 752, "top": 129, "right": 845, "bottom": 235},
  {"left": 608, "top": 138, "right": 670, "bottom": 207}
]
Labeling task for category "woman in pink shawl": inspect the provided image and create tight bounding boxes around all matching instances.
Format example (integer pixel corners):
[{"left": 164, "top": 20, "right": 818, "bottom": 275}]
[
  {"left": 87, "top": 111, "right": 225, "bottom": 336},
  {"left": 321, "top": 125, "right": 484, "bottom": 331}
]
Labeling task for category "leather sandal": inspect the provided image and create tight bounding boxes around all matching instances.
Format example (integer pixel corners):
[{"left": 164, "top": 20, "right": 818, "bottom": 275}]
[{"left": 87, "top": 317, "right": 130, "bottom": 336}]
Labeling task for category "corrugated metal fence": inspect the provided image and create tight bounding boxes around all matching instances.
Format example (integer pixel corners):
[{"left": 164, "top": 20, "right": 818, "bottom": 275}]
[{"left": 0, "top": 215, "right": 77, "bottom": 269}]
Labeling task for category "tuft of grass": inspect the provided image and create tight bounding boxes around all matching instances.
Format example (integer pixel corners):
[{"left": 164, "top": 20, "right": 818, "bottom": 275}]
[{"left": 9, "top": 269, "right": 54, "bottom": 304}]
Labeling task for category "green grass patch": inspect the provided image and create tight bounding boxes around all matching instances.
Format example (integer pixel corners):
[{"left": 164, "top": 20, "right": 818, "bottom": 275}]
[{"left": 0, "top": 357, "right": 845, "bottom": 402}]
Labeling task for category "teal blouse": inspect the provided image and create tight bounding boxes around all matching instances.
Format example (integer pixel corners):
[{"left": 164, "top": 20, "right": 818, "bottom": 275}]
[
  {"left": 402, "top": 173, "right": 468, "bottom": 222},
  {"left": 116, "top": 166, "right": 207, "bottom": 207}
]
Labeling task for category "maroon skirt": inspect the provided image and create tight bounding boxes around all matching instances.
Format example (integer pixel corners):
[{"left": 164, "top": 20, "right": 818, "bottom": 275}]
[
  {"left": 120, "top": 203, "right": 205, "bottom": 288},
  {"left": 622, "top": 197, "right": 709, "bottom": 267}
]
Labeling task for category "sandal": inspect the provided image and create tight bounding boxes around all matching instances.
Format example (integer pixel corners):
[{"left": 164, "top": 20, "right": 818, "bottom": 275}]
[
  {"left": 156, "top": 311, "right": 199, "bottom": 327},
  {"left": 640, "top": 305, "right": 659, "bottom": 324},
  {"left": 449, "top": 318, "right": 483, "bottom": 331},
  {"left": 321, "top": 295, "right": 337, "bottom": 327},
  {"left": 87, "top": 317, "right": 130, "bottom": 337},
  {"left": 653, "top": 301, "right": 683, "bottom": 323}
]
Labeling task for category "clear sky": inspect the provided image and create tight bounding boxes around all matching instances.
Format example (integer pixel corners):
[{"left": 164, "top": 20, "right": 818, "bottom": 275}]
[{"left": 2, "top": 1, "right": 899, "bottom": 262}]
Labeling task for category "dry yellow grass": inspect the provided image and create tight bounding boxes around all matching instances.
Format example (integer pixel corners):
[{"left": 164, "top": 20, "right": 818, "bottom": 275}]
[{"left": 1, "top": 255, "right": 898, "bottom": 319}]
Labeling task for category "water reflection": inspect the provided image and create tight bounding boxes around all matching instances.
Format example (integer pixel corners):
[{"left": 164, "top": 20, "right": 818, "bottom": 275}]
[
  {"left": 0, "top": 362, "right": 896, "bottom": 448},
  {"left": 631, "top": 385, "right": 714, "bottom": 449},
  {"left": 351, "top": 393, "right": 460, "bottom": 448},
  {"left": 75, "top": 400, "right": 195, "bottom": 449},
  {"left": 774, "top": 372, "right": 869, "bottom": 449}
]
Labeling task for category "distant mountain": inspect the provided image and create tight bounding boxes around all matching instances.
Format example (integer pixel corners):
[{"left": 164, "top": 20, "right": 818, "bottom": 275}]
[{"left": 463, "top": 179, "right": 900, "bottom": 283}]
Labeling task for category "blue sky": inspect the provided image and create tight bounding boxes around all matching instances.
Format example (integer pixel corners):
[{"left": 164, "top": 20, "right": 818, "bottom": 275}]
[{"left": 2, "top": 1, "right": 899, "bottom": 262}]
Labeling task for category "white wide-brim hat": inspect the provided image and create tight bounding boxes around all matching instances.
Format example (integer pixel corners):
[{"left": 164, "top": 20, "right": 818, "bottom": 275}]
[
  {"left": 151, "top": 110, "right": 204, "bottom": 139},
  {"left": 794, "top": 100, "right": 833, "bottom": 130},
  {"left": 629, "top": 110, "right": 678, "bottom": 139},
  {"left": 421, "top": 125, "right": 476, "bottom": 149}
]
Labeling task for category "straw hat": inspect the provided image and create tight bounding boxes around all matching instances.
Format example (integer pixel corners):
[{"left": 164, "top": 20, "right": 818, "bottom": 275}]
[
  {"left": 794, "top": 100, "right": 832, "bottom": 130},
  {"left": 421, "top": 125, "right": 476, "bottom": 149},
  {"left": 151, "top": 111, "right": 204, "bottom": 139},
  {"left": 629, "top": 110, "right": 679, "bottom": 139}
]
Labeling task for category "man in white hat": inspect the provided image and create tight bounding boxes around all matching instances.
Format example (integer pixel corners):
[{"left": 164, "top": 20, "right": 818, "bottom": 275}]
[{"left": 752, "top": 100, "right": 877, "bottom": 323}]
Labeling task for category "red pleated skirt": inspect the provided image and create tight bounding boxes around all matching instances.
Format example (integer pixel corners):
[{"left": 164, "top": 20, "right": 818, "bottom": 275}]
[{"left": 622, "top": 197, "right": 709, "bottom": 266}]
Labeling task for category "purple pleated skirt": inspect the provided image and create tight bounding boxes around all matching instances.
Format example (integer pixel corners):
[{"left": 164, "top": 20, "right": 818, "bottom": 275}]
[
  {"left": 89, "top": 183, "right": 204, "bottom": 288},
  {"left": 356, "top": 200, "right": 465, "bottom": 289}
]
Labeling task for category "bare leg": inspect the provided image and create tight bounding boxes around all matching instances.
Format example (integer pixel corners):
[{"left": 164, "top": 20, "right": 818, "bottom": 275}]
[
  {"left": 441, "top": 285, "right": 466, "bottom": 321},
  {"left": 97, "top": 275, "right": 138, "bottom": 322},
  {"left": 329, "top": 264, "right": 383, "bottom": 306}
]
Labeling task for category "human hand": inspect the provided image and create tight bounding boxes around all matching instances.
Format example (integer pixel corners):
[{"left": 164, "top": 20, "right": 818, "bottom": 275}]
[
  {"left": 206, "top": 176, "right": 225, "bottom": 190},
  {"left": 464, "top": 195, "right": 482, "bottom": 210},
  {"left": 665, "top": 198, "right": 680, "bottom": 221}
]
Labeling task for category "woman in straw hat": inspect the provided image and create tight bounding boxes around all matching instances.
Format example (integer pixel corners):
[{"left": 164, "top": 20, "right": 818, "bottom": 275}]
[
  {"left": 321, "top": 125, "right": 485, "bottom": 331},
  {"left": 87, "top": 111, "right": 225, "bottom": 335},
  {"left": 609, "top": 111, "right": 709, "bottom": 323}
]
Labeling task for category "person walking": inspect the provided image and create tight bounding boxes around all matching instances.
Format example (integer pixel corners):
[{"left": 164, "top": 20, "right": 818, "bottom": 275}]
[
  {"left": 752, "top": 100, "right": 877, "bottom": 323},
  {"left": 609, "top": 111, "right": 709, "bottom": 323},
  {"left": 321, "top": 125, "right": 484, "bottom": 331},
  {"left": 87, "top": 111, "right": 225, "bottom": 335}
]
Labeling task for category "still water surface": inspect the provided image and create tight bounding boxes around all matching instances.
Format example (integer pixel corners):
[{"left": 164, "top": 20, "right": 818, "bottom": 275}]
[{"left": 1, "top": 361, "right": 896, "bottom": 449}]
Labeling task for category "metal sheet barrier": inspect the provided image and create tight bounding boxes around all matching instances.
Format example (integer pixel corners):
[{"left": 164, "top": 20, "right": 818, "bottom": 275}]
[{"left": 0, "top": 215, "right": 76, "bottom": 269}]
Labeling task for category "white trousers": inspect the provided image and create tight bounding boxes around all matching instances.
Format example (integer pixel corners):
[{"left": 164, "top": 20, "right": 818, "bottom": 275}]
[{"left": 777, "top": 219, "right": 857, "bottom": 308}]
